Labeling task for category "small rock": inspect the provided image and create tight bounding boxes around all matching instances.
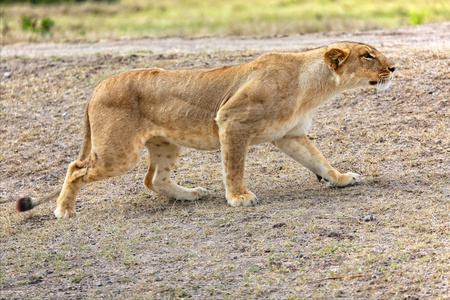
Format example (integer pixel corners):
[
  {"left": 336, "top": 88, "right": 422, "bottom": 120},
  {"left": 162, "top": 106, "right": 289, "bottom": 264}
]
[
  {"left": 3, "top": 72, "right": 12, "bottom": 78},
  {"left": 404, "top": 295, "right": 420, "bottom": 300},
  {"left": 334, "top": 290, "right": 345, "bottom": 297},
  {"left": 28, "top": 277, "right": 43, "bottom": 284},
  {"left": 328, "top": 231, "right": 339, "bottom": 237},
  {"left": 272, "top": 222, "right": 286, "bottom": 228},
  {"left": 364, "top": 215, "right": 375, "bottom": 222}
]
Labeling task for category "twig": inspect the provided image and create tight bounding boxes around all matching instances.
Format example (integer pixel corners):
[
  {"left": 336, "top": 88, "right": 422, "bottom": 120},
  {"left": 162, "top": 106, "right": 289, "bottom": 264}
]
[{"left": 310, "top": 273, "right": 373, "bottom": 283}]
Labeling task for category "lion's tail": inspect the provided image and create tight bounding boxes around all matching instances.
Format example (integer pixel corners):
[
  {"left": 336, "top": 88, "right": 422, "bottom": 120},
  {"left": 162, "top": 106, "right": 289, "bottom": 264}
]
[
  {"left": 77, "top": 99, "right": 91, "bottom": 161},
  {"left": 16, "top": 189, "right": 61, "bottom": 212},
  {"left": 16, "top": 101, "right": 92, "bottom": 213}
]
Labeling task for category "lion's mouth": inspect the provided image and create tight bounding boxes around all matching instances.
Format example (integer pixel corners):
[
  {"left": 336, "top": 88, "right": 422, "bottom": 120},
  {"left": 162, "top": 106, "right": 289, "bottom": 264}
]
[
  {"left": 371, "top": 74, "right": 394, "bottom": 94},
  {"left": 369, "top": 74, "right": 394, "bottom": 94}
]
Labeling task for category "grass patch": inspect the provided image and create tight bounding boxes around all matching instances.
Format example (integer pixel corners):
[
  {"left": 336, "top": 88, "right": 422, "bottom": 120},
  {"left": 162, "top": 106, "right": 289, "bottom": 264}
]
[{"left": 1, "top": 0, "right": 449, "bottom": 44}]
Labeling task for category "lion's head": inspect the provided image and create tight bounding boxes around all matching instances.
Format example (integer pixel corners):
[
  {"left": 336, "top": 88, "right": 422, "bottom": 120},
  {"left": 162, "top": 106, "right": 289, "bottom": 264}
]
[{"left": 324, "top": 41, "right": 396, "bottom": 92}]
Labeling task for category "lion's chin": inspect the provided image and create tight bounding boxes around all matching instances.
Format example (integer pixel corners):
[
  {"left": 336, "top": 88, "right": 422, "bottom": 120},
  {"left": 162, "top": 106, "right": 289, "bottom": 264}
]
[
  {"left": 376, "top": 79, "right": 392, "bottom": 93},
  {"left": 369, "top": 73, "right": 393, "bottom": 93}
]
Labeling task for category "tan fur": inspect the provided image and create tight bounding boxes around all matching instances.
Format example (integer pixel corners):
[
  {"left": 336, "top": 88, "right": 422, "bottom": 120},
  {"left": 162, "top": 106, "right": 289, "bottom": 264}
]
[{"left": 17, "top": 41, "right": 396, "bottom": 219}]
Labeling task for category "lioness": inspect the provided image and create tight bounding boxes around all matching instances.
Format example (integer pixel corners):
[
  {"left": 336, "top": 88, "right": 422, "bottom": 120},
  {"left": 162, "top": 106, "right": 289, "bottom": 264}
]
[{"left": 16, "top": 41, "right": 396, "bottom": 219}]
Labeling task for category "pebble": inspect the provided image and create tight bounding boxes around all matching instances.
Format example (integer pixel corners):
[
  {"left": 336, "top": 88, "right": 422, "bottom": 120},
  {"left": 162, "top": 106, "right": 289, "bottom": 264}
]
[
  {"left": 272, "top": 222, "right": 286, "bottom": 228},
  {"left": 3, "top": 72, "right": 12, "bottom": 78},
  {"left": 364, "top": 215, "right": 375, "bottom": 222},
  {"left": 328, "top": 231, "right": 339, "bottom": 237},
  {"left": 28, "top": 277, "right": 43, "bottom": 284}
]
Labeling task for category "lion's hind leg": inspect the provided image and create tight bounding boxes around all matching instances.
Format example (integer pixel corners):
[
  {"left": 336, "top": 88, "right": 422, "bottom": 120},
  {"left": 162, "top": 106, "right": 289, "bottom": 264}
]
[
  {"left": 53, "top": 159, "right": 90, "bottom": 219},
  {"left": 54, "top": 135, "right": 145, "bottom": 219},
  {"left": 143, "top": 138, "right": 208, "bottom": 201}
]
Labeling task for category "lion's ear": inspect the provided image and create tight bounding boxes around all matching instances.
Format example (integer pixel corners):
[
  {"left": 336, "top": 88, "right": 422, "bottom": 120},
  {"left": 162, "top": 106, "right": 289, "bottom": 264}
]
[{"left": 324, "top": 48, "right": 349, "bottom": 71}]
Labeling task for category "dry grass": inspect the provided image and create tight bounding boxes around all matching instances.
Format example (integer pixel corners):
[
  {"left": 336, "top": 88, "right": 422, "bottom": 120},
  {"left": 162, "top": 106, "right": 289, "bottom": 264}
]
[{"left": 1, "top": 39, "right": 449, "bottom": 298}]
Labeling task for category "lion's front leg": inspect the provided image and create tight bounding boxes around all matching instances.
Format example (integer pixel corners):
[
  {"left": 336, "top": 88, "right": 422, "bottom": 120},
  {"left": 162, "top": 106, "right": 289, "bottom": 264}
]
[
  {"left": 218, "top": 127, "right": 258, "bottom": 207},
  {"left": 273, "top": 134, "right": 361, "bottom": 187}
]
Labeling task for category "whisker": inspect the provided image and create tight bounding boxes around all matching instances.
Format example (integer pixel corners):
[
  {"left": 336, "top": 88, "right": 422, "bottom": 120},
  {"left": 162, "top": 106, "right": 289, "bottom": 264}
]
[{"left": 375, "top": 73, "right": 394, "bottom": 96}]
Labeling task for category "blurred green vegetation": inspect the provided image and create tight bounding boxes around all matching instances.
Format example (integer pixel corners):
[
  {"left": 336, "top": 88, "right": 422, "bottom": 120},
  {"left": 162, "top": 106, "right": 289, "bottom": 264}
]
[
  {"left": 21, "top": 15, "right": 55, "bottom": 34},
  {"left": 1, "top": 0, "right": 449, "bottom": 44},
  {"left": 2, "top": 0, "right": 117, "bottom": 3}
]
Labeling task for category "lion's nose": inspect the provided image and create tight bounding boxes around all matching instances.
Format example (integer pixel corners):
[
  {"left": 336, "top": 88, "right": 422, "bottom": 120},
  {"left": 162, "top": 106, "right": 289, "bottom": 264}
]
[{"left": 388, "top": 66, "right": 397, "bottom": 73}]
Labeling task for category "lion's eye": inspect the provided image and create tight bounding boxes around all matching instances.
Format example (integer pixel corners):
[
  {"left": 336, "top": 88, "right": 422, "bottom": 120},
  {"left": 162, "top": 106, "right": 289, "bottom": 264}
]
[{"left": 363, "top": 53, "right": 374, "bottom": 59}]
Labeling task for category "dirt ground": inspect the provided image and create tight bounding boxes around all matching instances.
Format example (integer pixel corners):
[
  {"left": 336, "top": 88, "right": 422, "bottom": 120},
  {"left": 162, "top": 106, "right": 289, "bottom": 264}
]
[
  {"left": 2, "top": 22, "right": 449, "bottom": 58},
  {"left": 1, "top": 23, "right": 449, "bottom": 299}
]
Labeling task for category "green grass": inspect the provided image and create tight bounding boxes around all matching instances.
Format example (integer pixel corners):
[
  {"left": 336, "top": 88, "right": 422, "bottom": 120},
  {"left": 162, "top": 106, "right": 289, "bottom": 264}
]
[{"left": 1, "top": 0, "right": 449, "bottom": 44}]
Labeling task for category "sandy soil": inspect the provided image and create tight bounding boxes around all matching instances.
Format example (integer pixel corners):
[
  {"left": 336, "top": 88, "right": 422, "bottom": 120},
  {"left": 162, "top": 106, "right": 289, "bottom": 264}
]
[{"left": 1, "top": 23, "right": 449, "bottom": 299}]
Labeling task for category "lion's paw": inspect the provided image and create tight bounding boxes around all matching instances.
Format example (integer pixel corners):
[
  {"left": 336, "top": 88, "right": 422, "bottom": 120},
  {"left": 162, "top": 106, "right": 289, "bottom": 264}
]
[
  {"left": 227, "top": 191, "right": 259, "bottom": 207},
  {"left": 334, "top": 172, "right": 362, "bottom": 187},
  {"left": 178, "top": 187, "right": 208, "bottom": 201},
  {"left": 192, "top": 187, "right": 208, "bottom": 199},
  {"left": 54, "top": 207, "right": 76, "bottom": 219}
]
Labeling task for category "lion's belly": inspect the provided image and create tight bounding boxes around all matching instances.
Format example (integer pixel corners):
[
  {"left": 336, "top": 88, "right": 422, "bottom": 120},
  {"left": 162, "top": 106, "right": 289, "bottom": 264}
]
[
  {"left": 144, "top": 112, "right": 313, "bottom": 150},
  {"left": 141, "top": 103, "right": 222, "bottom": 150},
  {"left": 251, "top": 114, "right": 313, "bottom": 144},
  {"left": 147, "top": 124, "right": 221, "bottom": 151},
  {"left": 167, "top": 133, "right": 221, "bottom": 150}
]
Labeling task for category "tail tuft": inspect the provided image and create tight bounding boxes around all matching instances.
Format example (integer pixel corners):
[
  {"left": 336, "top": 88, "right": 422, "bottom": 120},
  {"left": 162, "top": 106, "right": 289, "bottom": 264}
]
[{"left": 16, "top": 197, "right": 35, "bottom": 212}]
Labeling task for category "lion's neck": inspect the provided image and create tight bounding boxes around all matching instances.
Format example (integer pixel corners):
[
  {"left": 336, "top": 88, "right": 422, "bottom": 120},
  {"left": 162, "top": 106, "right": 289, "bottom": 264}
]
[{"left": 294, "top": 53, "right": 346, "bottom": 111}]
